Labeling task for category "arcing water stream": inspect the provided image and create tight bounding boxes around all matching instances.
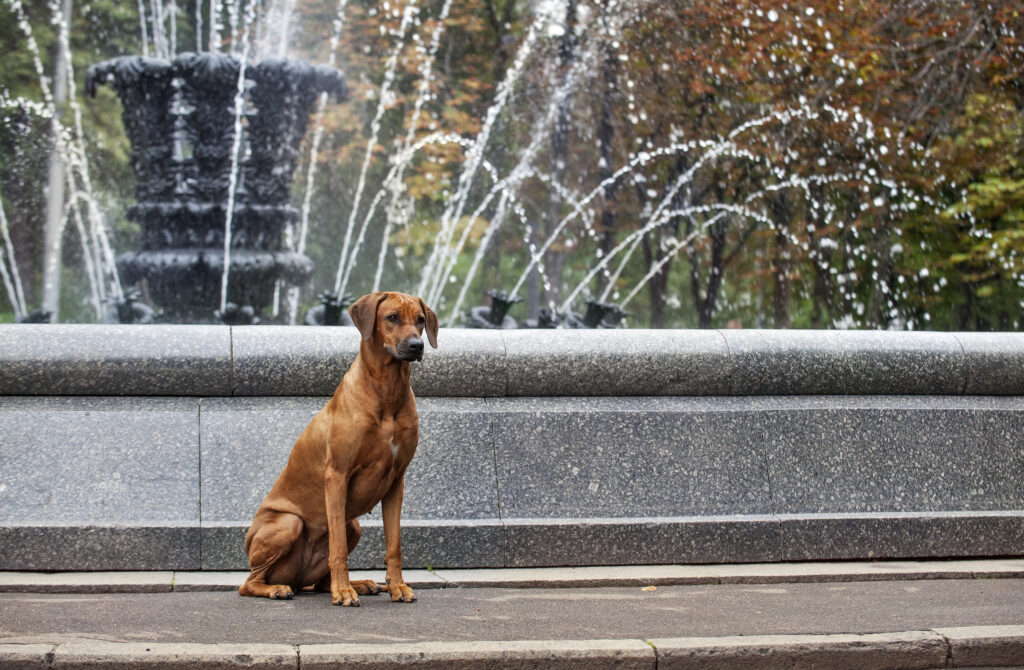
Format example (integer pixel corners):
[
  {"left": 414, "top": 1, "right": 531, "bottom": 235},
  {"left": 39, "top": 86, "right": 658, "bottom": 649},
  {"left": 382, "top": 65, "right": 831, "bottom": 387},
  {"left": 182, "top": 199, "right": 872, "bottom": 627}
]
[{"left": 4, "top": 0, "right": 1001, "bottom": 327}]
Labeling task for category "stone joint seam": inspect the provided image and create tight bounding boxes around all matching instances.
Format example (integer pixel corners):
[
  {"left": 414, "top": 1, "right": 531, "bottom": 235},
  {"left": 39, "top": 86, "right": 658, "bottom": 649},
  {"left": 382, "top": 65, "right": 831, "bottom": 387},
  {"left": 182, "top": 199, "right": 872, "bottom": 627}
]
[
  {"left": 497, "top": 330, "right": 510, "bottom": 398},
  {"left": 482, "top": 397, "right": 508, "bottom": 568},
  {"left": 714, "top": 328, "right": 733, "bottom": 395},
  {"left": 951, "top": 333, "right": 969, "bottom": 396},
  {"left": 198, "top": 398, "right": 204, "bottom": 571},
  {"left": 940, "top": 631, "right": 954, "bottom": 669},
  {"left": 228, "top": 325, "right": 237, "bottom": 397}
]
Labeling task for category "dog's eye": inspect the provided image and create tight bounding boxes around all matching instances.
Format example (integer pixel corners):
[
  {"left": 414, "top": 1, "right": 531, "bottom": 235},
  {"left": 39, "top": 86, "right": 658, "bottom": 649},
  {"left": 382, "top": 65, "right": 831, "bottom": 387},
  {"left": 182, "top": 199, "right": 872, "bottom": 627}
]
[
  {"left": 387, "top": 314, "right": 400, "bottom": 322},
  {"left": 417, "top": 316, "right": 425, "bottom": 325}
]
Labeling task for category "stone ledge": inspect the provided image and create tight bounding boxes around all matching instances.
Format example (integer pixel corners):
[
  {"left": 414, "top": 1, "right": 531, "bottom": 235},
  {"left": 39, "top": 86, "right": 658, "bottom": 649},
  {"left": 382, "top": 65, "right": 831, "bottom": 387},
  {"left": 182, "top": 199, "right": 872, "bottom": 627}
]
[
  {"left": 299, "top": 639, "right": 655, "bottom": 670},
  {"left": 0, "top": 644, "right": 53, "bottom": 670},
  {"left": 4, "top": 628, "right": 1024, "bottom": 669},
  {"left": 200, "top": 520, "right": 506, "bottom": 571},
  {"left": 500, "top": 329, "right": 730, "bottom": 396},
  {"left": 0, "top": 572, "right": 175, "bottom": 593},
  {"left": 501, "top": 516, "right": 785, "bottom": 567},
  {"left": 51, "top": 642, "right": 298, "bottom": 669},
  {"left": 721, "top": 330, "right": 964, "bottom": 395},
  {"left": 4, "top": 560, "right": 1024, "bottom": 593},
  {"left": 3, "top": 393, "right": 1023, "bottom": 570},
  {"left": 3, "top": 325, "right": 1024, "bottom": 397},
  {"left": 5, "top": 513, "right": 1019, "bottom": 571},
  {"left": 649, "top": 631, "right": 948, "bottom": 670},
  {"left": 0, "top": 526, "right": 200, "bottom": 571},
  {"left": 779, "top": 512, "right": 1024, "bottom": 561},
  {"left": 0, "top": 324, "right": 231, "bottom": 396},
  {"left": 938, "top": 625, "right": 1024, "bottom": 668}
]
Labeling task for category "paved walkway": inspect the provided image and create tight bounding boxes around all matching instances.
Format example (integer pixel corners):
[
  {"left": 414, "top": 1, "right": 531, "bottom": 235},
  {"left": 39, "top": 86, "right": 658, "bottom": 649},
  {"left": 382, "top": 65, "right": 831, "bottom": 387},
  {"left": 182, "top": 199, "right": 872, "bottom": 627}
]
[{"left": 2, "top": 561, "right": 1023, "bottom": 668}]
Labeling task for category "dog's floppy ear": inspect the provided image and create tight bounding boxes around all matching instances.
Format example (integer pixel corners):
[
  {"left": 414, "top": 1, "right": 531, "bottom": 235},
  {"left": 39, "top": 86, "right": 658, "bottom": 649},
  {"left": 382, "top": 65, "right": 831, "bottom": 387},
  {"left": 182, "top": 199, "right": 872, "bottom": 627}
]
[
  {"left": 418, "top": 298, "right": 439, "bottom": 349},
  {"left": 350, "top": 292, "right": 388, "bottom": 341}
]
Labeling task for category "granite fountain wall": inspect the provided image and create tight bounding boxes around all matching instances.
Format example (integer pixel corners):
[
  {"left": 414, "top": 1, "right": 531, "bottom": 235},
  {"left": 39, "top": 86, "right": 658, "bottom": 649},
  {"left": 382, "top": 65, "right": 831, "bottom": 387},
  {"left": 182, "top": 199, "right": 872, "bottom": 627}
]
[{"left": 1, "top": 326, "right": 1022, "bottom": 571}]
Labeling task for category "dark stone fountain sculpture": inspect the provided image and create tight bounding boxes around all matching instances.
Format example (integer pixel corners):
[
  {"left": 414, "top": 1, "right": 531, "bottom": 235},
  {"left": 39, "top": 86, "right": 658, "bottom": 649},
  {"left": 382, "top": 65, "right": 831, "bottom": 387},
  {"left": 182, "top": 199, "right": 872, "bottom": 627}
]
[
  {"left": 524, "top": 298, "right": 628, "bottom": 328},
  {"left": 467, "top": 289, "right": 521, "bottom": 329},
  {"left": 466, "top": 289, "right": 628, "bottom": 329},
  {"left": 525, "top": 306, "right": 559, "bottom": 329},
  {"left": 576, "top": 298, "right": 629, "bottom": 328},
  {"left": 104, "top": 289, "right": 156, "bottom": 324},
  {"left": 214, "top": 302, "right": 260, "bottom": 325},
  {"left": 86, "top": 53, "right": 347, "bottom": 322},
  {"left": 16, "top": 308, "right": 53, "bottom": 324},
  {"left": 304, "top": 291, "right": 354, "bottom": 326}
]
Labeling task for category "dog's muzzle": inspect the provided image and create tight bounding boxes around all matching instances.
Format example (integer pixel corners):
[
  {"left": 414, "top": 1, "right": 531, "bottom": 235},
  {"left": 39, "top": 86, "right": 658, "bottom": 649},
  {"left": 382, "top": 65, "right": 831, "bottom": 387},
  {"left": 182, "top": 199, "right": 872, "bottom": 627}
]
[{"left": 391, "top": 337, "right": 425, "bottom": 362}]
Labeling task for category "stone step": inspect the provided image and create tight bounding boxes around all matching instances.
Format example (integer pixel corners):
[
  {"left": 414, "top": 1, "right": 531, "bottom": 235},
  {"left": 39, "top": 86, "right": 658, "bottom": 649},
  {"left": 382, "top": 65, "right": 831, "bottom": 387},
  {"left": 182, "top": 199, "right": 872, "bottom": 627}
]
[
  {"left": 2, "top": 559, "right": 1024, "bottom": 593},
  {"left": 5, "top": 630, "right": 1023, "bottom": 670},
  {"left": 2, "top": 618, "right": 1023, "bottom": 668}
]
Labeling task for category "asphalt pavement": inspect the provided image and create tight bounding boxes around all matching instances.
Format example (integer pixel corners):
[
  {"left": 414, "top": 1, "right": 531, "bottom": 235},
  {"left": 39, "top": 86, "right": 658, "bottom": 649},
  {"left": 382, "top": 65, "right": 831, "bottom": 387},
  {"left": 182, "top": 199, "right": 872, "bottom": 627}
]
[{"left": 2, "top": 562, "right": 1023, "bottom": 668}]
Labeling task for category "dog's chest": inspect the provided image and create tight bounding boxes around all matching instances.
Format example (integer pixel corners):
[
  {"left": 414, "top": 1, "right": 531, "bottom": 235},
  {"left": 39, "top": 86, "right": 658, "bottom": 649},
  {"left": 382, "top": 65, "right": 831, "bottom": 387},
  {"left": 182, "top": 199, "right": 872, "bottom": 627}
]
[
  {"left": 345, "top": 422, "right": 414, "bottom": 515},
  {"left": 356, "top": 416, "right": 415, "bottom": 475},
  {"left": 375, "top": 418, "right": 397, "bottom": 462}
]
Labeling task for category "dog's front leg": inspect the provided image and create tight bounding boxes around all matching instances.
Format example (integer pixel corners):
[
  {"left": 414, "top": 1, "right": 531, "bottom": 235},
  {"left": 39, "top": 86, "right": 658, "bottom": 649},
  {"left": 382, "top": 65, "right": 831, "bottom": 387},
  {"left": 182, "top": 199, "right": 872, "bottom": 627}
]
[
  {"left": 381, "top": 474, "right": 415, "bottom": 603},
  {"left": 324, "top": 463, "right": 359, "bottom": 607}
]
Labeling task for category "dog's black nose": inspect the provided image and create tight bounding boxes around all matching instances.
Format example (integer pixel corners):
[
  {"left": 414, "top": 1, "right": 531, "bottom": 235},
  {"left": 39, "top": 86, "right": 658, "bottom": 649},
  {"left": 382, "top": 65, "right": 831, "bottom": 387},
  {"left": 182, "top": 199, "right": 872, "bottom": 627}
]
[{"left": 407, "top": 338, "right": 424, "bottom": 354}]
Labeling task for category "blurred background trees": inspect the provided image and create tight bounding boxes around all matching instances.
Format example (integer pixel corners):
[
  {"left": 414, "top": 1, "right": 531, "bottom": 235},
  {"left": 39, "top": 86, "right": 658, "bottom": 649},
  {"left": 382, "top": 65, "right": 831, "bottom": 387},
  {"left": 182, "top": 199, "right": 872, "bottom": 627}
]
[{"left": 1, "top": 0, "right": 1022, "bottom": 328}]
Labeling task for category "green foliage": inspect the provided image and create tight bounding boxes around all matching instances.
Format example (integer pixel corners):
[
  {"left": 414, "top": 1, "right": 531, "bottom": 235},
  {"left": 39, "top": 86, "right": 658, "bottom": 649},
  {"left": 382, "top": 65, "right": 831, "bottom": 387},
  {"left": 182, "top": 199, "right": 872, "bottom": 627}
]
[{"left": 1, "top": 0, "right": 1022, "bottom": 330}]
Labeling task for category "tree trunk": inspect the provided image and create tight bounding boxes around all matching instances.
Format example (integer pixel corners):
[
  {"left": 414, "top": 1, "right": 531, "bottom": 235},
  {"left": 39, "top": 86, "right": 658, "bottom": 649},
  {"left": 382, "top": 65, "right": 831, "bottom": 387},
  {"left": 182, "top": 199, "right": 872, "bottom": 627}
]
[
  {"left": 688, "top": 215, "right": 726, "bottom": 329},
  {"left": 642, "top": 233, "right": 669, "bottom": 328},
  {"left": 483, "top": 0, "right": 513, "bottom": 86},
  {"left": 643, "top": 157, "right": 687, "bottom": 328},
  {"left": 805, "top": 187, "right": 834, "bottom": 329},
  {"left": 956, "top": 279, "right": 974, "bottom": 330},
  {"left": 769, "top": 193, "right": 792, "bottom": 329},
  {"left": 685, "top": 174, "right": 729, "bottom": 329},
  {"left": 866, "top": 205, "right": 893, "bottom": 329}
]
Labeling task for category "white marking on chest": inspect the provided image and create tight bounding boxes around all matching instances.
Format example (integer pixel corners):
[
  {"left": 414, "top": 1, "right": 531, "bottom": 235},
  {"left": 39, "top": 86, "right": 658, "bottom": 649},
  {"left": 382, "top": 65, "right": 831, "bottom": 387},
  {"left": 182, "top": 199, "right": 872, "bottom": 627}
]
[{"left": 389, "top": 439, "right": 399, "bottom": 459}]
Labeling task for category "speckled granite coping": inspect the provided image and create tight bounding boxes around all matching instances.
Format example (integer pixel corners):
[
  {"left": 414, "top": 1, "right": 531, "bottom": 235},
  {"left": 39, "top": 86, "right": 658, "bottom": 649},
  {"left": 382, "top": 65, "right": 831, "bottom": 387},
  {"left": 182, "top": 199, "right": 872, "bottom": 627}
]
[
  {"left": 2, "top": 325, "right": 1023, "bottom": 396},
  {"left": 3, "top": 326, "right": 1023, "bottom": 570}
]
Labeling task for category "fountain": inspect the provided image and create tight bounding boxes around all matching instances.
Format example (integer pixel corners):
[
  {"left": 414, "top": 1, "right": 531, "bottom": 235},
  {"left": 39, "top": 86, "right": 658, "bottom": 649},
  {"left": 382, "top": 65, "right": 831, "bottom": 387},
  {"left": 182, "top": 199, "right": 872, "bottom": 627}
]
[
  {"left": 462, "top": 289, "right": 629, "bottom": 329},
  {"left": 303, "top": 291, "right": 354, "bottom": 326},
  {"left": 106, "top": 289, "right": 156, "bottom": 324},
  {"left": 16, "top": 309, "right": 53, "bottom": 324},
  {"left": 214, "top": 301, "right": 260, "bottom": 325},
  {"left": 1, "top": 0, "right": 1013, "bottom": 330},
  {"left": 466, "top": 289, "right": 522, "bottom": 329},
  {"left": 85, "top": 52, "right": 347, "bottom": 323},
  {"left": 577, "top": 298, "right": 629, "bottom": 328}
]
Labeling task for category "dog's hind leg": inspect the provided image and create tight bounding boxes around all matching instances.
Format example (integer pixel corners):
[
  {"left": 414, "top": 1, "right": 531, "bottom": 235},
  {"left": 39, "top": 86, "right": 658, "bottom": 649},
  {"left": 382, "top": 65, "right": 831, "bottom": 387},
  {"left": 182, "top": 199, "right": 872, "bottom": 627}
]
[{"left": 239, "top": 511, "right": 303, "bottom": 599}]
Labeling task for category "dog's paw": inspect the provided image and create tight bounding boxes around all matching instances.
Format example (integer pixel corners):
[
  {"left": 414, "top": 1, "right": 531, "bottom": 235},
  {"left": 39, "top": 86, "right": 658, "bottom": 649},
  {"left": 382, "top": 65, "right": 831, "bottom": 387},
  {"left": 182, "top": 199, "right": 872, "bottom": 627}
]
[
  {"left": 387, "top": 581, "right": 416, "bottom": 603},
  {"left": 331, "top": 585, "right": 360, "bottom": 607},
  {"left": 268, "top": 585, "right": 294, "bottom": 600},
  {"left": 352, "top": 579, "right": 383, "bottom": 596}
]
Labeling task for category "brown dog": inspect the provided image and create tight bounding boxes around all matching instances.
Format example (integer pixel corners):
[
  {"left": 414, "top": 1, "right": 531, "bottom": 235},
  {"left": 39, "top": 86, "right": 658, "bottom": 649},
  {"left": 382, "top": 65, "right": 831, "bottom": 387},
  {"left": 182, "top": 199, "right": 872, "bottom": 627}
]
[{"left": 239, "top": 291, "right": 438, "bottom": 606}]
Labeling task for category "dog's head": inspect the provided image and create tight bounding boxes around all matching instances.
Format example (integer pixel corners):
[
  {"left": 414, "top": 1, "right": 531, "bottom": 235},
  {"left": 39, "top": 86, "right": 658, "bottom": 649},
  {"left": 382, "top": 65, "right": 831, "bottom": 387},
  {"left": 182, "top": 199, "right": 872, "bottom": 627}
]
[{"left": 349, "top": 291, "right": 438, "bottom": 362}]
